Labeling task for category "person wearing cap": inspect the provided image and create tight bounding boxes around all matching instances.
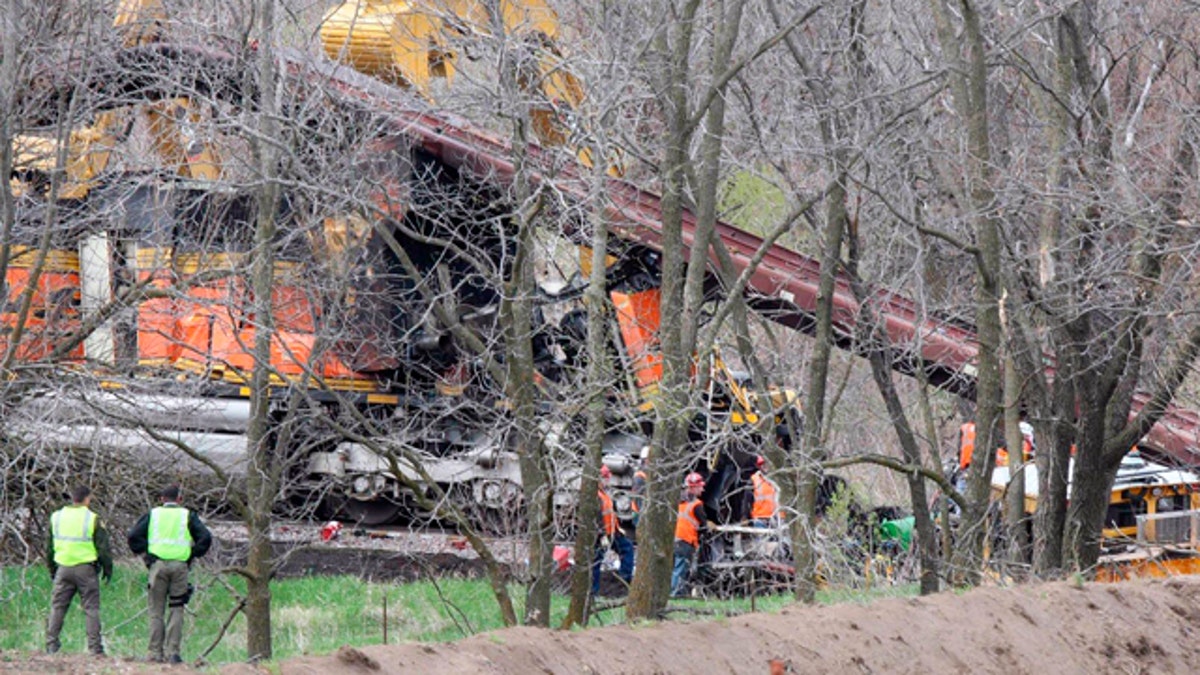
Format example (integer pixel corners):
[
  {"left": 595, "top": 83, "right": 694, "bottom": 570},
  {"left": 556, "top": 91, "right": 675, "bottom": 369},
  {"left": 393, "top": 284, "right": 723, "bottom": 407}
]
[
  {"left": 45, "top": 485, "right": 113, "bottom": 656},
  {"left": 671, "top": 472, "right": 709, "bottom": 597},
  {"left": 593, "top": 465, "right": 634, "bottom": 596},
  {"left": 127, "top": 485, "right": 213, "bottom": 664},
  {"left": 749, "top": 455, "right": 779, "bottom": 528}
]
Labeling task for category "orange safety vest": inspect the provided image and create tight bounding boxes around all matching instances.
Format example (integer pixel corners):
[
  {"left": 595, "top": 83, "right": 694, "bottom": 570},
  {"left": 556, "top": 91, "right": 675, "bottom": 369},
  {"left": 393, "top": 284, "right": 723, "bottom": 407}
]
[
  {"left": 958, "top": 422, "right": 976, "bottom": 470},
  {"left": 675, "top": 499, "right": 703, "bottom": 546},
  {"left": 996, "top": 447, "right": 1009, "bottom": 467},
  {"left": 751, "top": 472, "right": 778, "bottom": 519},
  {"left": 598, "top": 490, "right": 617, "bottom": 537}
]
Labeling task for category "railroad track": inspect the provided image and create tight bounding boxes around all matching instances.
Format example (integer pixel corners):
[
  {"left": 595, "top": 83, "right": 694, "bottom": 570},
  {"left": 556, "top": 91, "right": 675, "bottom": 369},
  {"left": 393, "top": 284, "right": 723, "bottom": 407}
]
[{"left": 204, "top": 518, "right": 531, "bottom": 568}]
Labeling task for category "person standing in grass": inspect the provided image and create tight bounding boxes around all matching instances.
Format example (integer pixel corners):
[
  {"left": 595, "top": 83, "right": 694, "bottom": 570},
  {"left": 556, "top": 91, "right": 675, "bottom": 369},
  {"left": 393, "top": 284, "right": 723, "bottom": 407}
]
[
  {"left": 127, "top": 484, "right": 212, "bottom": 664},
  {"left": 45, "top": 484, "right": 113, "bottom": 656}
]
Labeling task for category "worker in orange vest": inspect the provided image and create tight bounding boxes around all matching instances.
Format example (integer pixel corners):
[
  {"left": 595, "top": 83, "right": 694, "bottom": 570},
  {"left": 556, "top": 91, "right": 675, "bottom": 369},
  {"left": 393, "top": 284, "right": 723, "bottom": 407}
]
[
  {"left": 958, "top": 421, "right": 976, "bottom": 471},
  {"left": 671, "top": 472, "right": 709, "bottom": 597},
  {"left": 955, "top": 420, "right": 976, "bottom": 494},
  {"left": 593, "top": 465, "right": 634, "bottom": 596},
  {"left": 749, "top": 456, "right": 779, "bottom": 527}
]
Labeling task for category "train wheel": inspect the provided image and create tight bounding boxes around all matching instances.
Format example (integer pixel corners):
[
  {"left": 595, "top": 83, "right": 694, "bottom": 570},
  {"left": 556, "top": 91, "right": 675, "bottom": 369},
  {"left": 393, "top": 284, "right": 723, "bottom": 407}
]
[{"left": 338, "top": 498, "right": 403, "bottom": 526}]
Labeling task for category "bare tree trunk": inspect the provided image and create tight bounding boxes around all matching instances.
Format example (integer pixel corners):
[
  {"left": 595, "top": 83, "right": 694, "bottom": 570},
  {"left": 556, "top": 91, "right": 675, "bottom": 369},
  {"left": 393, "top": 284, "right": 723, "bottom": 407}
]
[
  {"left": 0, "top": 0, "right": 16, "bottom": 288},
  {"left": 244, "top": 0, "right": 281, "bottom": 660},
  {"left": 1032, "top": 376, "right": 1073, "bottom": 575},
  {"left": 626, "top": 0, "right": 702, "bottom": 622},
  {"left": 793, "top": 173, "right": 847, "bottom": 602},
  {"left": 499, "top": 138, "right": 553, "bottom": 628},
  {"left": 928, "top": 0, "right": 1004, "bottom": 586},
  {"left": 1002, "top": 352, "right": 1029, "bottom": 570},
  {"left": 1026, "top": 9, "right": 1082, "bottom": 578},
  {"left": 562, "top": 157, "right": 613, "bottom": 628},
  {"left": 487, "top": 3, "right": 556, "bottom": 625}
]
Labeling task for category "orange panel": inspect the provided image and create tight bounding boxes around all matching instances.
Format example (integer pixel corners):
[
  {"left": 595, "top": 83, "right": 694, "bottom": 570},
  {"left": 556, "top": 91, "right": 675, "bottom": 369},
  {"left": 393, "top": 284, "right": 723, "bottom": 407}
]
[
  {"left": 611, "top": 287, "right": 662, "bottom": 391},
  {"left": 134, "top": 248, "right": 379, "bottom": 388},
  {"left": 1095, "top": 556, "right": 1200, "bottom": 582},
  {"left": 0, "top": 257, "right": 83, "bottom": 362},
  {"left": 273, "top": 285, "right": 315, "bottom": 333}
]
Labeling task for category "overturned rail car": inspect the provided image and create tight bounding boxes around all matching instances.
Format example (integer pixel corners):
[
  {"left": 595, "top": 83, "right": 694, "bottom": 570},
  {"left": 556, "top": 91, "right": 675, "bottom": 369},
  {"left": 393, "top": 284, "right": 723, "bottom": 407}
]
[{"left": 8, "top": 120, "right": 791, "bottom": 529}]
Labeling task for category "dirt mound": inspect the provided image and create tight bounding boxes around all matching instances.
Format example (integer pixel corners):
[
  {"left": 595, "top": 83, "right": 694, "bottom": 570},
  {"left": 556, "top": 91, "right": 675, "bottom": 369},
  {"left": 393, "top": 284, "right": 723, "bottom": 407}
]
[
  {"left": 272, "top": 577, "right": 1200, "bottom": 675},
  {"left": 10, "top": 577, "right": 1199, "bottom": 674}
]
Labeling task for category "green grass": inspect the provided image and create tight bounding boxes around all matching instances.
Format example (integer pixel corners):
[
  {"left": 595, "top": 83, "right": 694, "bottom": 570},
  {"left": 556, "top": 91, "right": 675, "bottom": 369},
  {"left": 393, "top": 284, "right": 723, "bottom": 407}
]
[
  {"left": 0, "top": 564, "right": 916, "bottom": 664},
  {"left": 718, "top": 169, "right": 793, "bottom": 239},
  {"left": 0, "top": 564, "right": 563, "bottom": 663}
]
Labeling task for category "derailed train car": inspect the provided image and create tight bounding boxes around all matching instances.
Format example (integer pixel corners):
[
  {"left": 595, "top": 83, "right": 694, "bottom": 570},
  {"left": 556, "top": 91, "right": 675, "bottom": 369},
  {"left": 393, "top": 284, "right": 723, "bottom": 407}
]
[{"left": 7, "top": 136, "right": 794, "bottom": 529}]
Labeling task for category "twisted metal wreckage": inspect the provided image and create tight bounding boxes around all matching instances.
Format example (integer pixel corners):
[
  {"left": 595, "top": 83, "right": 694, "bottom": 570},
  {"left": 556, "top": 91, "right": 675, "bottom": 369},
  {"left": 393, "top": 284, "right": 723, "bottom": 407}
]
[{"left": 8, "top": 0, "right": 1200, "bottom": 586}]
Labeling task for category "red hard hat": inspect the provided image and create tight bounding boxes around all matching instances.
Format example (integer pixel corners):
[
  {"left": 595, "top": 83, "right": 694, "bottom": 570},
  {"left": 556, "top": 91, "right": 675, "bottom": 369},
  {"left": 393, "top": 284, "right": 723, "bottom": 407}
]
[
  {"left": 685, "top": 472, "right": 705, "bottom": 488},
  {"left": 600, "top": 465, "right": 612, "bottom": 479},
  {"left": 756, "top": 455, "right": 765, "bottom": 468}
]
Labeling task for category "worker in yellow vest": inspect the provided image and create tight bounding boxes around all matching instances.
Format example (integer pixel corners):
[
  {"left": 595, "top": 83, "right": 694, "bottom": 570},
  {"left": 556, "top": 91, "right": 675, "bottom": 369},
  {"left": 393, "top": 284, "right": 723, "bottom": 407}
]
[
  {"left": 45, "top": 485, "right": 113, "bottom": 656},
  {"left": 127, "top": 485, "right": 213, "bottom": 664}
]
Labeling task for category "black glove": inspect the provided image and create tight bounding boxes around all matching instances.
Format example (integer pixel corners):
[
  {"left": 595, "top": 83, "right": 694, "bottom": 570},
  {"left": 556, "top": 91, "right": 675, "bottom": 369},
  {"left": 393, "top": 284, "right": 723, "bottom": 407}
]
[{"left": 100, "top": 566, "right": 113, "bottom": 584}]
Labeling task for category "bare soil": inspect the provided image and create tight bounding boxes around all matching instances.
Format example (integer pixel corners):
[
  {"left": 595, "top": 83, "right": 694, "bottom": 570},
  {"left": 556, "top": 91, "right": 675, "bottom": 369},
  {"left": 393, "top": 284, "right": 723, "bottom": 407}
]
[
  {"left": 8, "top": 577, "right": 1200, "bottom": 675},
  {"left": 275, "top": 576, "right": 1200, "bottom": 674}
]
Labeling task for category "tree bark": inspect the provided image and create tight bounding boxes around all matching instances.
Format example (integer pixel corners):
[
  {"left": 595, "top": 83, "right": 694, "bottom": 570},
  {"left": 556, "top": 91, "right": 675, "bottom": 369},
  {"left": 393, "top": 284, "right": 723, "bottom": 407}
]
[
  {"left": 794, "top": 172, "right": 847, "bottom": 602},
  {"left": 562, "top": 153, "right": 613, "bottom": 630},
  {"left": 243, "top": 0, "right": 281, "bottom": 660},
  {"left": 1002, "top": 352, "right": 1029, "bottom": 569},
  {"left": 626, "top": 0, "right": 702, "bottom": 621},
  {"left": 500, "top": 110, "right": 553, "bottom": 630},
  {"left": 928, "top": 0, "right": 1004, "bottom": 586}
]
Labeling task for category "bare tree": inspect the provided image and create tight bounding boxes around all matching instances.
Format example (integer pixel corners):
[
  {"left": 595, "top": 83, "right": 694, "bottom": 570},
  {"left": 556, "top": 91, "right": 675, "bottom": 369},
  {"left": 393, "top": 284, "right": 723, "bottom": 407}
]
[{"left": 925, "top": 0, "right": 1005, "bottom": 586}]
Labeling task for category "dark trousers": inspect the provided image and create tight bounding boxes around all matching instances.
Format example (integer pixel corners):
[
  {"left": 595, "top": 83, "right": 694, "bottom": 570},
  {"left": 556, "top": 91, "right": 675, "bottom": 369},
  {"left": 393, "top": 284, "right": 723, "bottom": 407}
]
[
  {"left": 591, "top": 533, "right": 635, "bottom": 595},
  {"left": 46, "top": 564, "right": 102, "bottom": 654},
  {"left": 671, "top": 541, "right": 696, "bottom": 597}
]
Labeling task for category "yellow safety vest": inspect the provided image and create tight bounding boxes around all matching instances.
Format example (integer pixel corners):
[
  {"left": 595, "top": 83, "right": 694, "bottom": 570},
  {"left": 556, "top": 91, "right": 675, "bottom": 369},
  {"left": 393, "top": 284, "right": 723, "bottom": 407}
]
[
  {"left": 51, "top": 506, "right": 97, "bottom": 567},
  {"left": 148, "top": 506, "right": 193, "bottom": 561}
]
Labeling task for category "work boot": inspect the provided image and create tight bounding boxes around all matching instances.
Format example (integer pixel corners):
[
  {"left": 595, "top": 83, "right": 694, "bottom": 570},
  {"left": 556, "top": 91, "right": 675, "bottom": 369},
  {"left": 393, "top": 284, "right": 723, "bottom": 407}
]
[{"left": 168, "top": 654, "right": 184, "bottom": 664}]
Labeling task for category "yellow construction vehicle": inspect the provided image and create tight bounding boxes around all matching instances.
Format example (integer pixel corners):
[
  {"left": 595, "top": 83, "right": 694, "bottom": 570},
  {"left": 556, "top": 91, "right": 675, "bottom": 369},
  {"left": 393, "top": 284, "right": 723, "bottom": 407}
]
[
  {"left": 990, "top": 449, "right": 1200, "bottom": 580},
  {"left": 319, "top": 0, "right": 591, "bottom": 155},
  {"left": 10, "top": 0, "right": 221, "bottom": 200}
]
